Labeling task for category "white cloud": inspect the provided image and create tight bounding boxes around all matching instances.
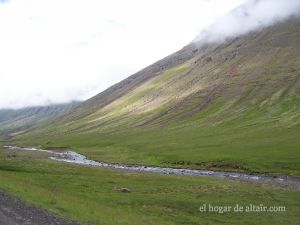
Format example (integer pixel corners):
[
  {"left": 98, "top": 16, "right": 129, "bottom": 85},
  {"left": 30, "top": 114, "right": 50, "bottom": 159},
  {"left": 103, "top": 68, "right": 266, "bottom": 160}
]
[
  {"left": 0, "top": 0, "right": 244, "bottom": 109},
  {"left": 195, "top": 0, "right": 300, "bottom": 43}
]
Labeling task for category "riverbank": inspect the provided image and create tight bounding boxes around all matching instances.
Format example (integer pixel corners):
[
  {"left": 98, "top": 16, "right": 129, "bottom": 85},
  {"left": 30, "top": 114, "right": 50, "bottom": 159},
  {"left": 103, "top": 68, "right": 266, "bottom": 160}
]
[
  {"left": 3, "top": 145, "right": 300, "bottom": 190},
  {"left": 0, "top": 147, "right": 299, "bottom": 225}
]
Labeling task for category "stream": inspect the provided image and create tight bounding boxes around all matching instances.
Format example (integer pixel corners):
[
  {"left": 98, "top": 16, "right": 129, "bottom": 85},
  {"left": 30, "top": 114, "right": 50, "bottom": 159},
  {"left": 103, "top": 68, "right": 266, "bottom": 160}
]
[{"left": 3, "top": 145, "right": 300, "bottom": 189}]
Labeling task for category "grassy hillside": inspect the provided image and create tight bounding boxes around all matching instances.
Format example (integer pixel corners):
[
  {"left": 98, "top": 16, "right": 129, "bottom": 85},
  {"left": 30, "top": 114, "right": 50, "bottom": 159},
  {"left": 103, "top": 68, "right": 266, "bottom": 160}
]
[{"left": 8, "top": 16, "right": 300, "bottom": 176}]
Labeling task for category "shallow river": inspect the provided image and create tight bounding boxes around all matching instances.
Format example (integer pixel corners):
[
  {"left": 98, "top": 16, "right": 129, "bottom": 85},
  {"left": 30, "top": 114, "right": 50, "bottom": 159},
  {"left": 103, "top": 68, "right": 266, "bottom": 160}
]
[{"left": 3, "top": 145, "right": 300, "bottom": 189}]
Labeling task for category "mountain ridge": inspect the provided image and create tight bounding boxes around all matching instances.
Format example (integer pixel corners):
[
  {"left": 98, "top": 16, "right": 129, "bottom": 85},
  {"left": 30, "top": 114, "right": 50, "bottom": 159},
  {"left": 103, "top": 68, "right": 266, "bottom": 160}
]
[{"left": 0, "top": 101, "right": 80, "bottom": 139}]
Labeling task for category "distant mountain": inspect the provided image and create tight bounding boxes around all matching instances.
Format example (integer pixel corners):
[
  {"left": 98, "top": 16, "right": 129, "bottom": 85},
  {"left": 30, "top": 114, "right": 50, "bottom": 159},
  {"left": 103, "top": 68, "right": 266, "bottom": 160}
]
[
  {"left": 5, "top": 16, "right": 300, "bottom": 175},
  {"left": 0, "top": 102, "right": 80, "bottom": 139}
]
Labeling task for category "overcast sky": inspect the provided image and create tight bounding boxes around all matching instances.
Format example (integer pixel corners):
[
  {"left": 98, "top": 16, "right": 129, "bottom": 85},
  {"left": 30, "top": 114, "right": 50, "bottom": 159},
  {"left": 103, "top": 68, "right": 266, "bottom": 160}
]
[{"left": 0, "top": 0, "right": 248, "bottom": 109}]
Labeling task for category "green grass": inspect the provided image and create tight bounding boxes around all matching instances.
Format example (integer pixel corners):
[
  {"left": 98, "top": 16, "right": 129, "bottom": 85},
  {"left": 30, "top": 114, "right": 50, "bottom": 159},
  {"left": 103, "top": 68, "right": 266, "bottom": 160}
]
[
  {"left": 11, "top": 101, "right": 300, "bottom": 176},
  {"left": 0, "top": 149, "right": 299, "bottom": 225}
]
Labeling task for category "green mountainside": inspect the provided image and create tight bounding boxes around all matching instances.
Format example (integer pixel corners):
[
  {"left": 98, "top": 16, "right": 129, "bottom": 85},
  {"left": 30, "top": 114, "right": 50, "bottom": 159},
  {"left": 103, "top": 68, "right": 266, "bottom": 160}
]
[
  {"left": 0, "top": 102, "right": 80, "bottom": 139},
  {"left": 5, "top": 16, "right": 300, "bottom": 175}
]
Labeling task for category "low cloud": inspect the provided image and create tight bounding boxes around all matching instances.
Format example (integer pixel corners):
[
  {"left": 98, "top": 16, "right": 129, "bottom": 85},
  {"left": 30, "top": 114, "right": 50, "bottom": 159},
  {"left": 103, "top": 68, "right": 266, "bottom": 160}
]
[
  {"left": 195, "top": 0, "right": 300, "bottom": 44},
  {"left": 0, "top": 0, "right": 244, "bottom": 109}
]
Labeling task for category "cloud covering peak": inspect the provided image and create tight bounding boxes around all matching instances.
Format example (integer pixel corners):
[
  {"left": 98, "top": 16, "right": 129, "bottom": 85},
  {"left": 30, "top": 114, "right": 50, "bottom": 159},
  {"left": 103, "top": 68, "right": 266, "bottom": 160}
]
[
  {"left": 0, "top": 0, "right": 244, "bottom": 109},
  {"left": 195, "top": 0, "right": 300, "bottom": 44}
]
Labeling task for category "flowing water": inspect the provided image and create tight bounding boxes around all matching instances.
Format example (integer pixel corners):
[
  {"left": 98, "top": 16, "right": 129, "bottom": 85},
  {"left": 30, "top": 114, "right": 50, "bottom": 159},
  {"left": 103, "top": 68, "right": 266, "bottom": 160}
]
[{"left": 3, "top": 145, "right": 300, "bottom": 189}]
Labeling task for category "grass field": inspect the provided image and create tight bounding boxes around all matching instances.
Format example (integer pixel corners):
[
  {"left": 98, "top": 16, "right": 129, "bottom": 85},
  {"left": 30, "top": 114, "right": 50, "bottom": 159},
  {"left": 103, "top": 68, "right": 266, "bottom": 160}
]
[
  {"left": 10, "top": 109, "right": 300, "bottom": 177},
  {"left": 0, "top": 148, "right": 299, "bottom": 225}
]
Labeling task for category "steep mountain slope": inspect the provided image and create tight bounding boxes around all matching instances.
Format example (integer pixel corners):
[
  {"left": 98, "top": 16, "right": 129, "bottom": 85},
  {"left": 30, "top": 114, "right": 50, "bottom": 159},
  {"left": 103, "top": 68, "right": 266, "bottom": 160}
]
[
  {"left": 12, "top": 16, "right": 300, "bottom": 175},
  {"left": 0, "top": 102, "right": 80, "bottom": 139}
]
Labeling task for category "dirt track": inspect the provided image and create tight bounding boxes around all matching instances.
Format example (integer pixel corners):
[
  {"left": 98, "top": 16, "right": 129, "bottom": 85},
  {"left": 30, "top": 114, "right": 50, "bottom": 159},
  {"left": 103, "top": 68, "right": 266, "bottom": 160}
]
[{"left": 0, "top": 190, "right": 81, "bottom": 225}]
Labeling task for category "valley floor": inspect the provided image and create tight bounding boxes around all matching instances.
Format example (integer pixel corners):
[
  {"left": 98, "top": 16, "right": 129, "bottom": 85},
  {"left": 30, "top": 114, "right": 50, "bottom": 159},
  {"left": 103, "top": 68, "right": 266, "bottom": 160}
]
[{"left": 0, "top": 148, "right": 299, "bottom": 225}]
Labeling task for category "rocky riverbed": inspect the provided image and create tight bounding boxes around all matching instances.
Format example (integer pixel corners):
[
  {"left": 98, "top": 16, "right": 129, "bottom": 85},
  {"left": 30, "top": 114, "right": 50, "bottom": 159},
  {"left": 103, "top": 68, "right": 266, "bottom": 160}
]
[{"left": 3, "top": 145, "right": 300, "bottom": 190}]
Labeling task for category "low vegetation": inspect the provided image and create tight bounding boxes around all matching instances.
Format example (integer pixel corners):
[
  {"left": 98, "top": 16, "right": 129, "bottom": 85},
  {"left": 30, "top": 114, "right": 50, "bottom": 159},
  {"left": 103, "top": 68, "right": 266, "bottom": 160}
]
[{"left": 0, "top": 149, "right": 299, "bottom": 225}]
